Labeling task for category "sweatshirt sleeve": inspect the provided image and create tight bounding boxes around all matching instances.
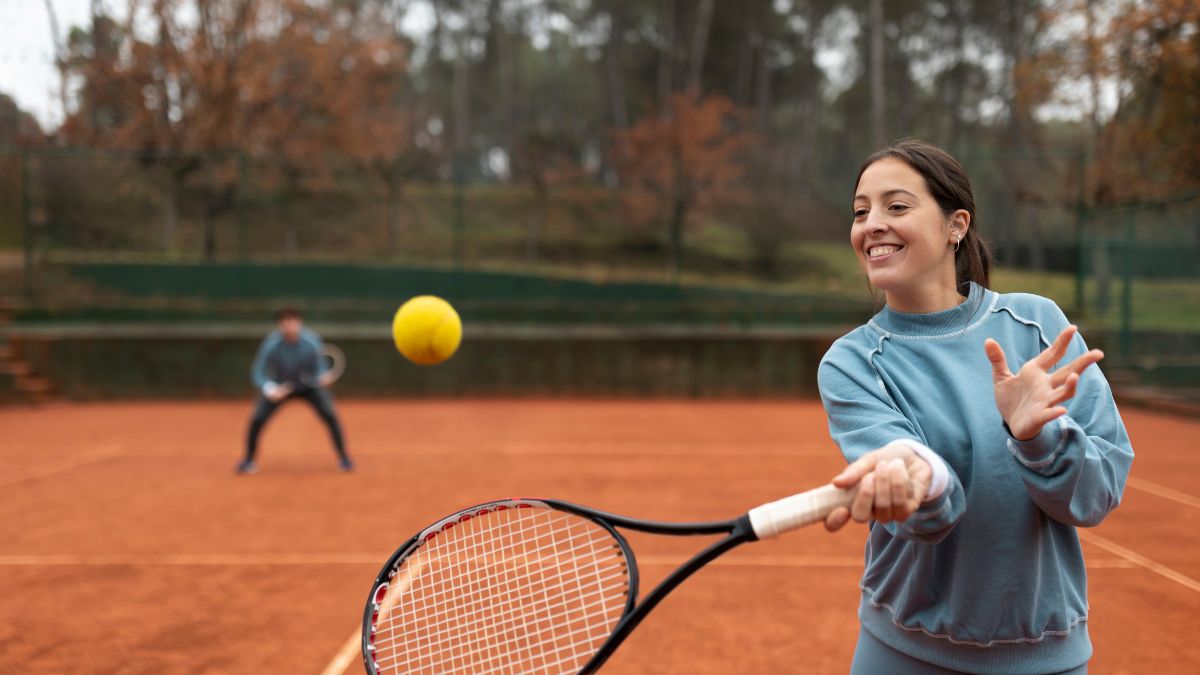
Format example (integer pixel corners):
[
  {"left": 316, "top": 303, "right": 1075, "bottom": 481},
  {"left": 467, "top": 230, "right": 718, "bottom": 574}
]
[
  {"left": 1004, "top": 307, "right": 1134, "bottom": 528},
  {"left": 819, "top": 348, "right": 967, "bottom": 544},
  {"left": 251, "top": 333, "right": 279, "bottom": 392}
]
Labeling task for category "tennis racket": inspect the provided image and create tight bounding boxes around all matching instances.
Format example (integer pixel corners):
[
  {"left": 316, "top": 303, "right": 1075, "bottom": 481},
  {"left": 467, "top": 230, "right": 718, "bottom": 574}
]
[
  {"left": 298, "top": 344, "right": 345, "bottom": 389},
  {"left": 362, "top": 484, "right": 856, "bottom": 674}
]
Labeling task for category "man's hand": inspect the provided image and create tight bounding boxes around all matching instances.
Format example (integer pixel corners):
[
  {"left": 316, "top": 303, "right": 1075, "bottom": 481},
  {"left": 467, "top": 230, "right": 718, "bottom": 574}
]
[
  {"left": 985, "top": 325, "right": 1103, "bottom": 441},
  {"left": 317, "top": 371, "right": 337, "bottom": 388},
  {"left": 824, "top": 443, "right": 933, "bottom": 532},
  {"left": 265, "top": 382, "right": 292, "bottom": 403}
]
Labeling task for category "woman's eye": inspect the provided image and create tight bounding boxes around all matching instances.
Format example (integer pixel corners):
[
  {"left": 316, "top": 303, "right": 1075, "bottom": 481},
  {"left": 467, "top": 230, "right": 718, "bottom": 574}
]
[
  {"left": 889, "top": 203, "right": 909, "bottom": 212},
  {"left": 853, "top": 208, "right": 868, "bottom": 218}
]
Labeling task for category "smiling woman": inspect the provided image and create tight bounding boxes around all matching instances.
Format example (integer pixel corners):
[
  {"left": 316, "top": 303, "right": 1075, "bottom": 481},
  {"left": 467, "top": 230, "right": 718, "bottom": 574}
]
[
  {"left": 850, "top": 140, "right": 992, "bottom": 313},
  {"left": 818, "top": 139, "right": 1133, "bottom": 674}
]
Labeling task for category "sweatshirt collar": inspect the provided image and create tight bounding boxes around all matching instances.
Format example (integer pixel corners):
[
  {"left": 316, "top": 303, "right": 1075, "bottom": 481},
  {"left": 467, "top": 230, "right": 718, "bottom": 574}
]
[{"left": 869, "top": 282, "right": 994, "bottom": 338}]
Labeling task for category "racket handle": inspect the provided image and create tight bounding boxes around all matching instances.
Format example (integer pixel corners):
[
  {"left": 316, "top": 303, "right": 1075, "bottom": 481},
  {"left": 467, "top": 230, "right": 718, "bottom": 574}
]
[{"left": 747, "top": 484, "right": 857, "bottom": 539}]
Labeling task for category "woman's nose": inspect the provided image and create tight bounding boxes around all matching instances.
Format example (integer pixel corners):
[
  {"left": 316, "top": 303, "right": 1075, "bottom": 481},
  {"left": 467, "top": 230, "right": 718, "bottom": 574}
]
[{"left": 864, "top": 211, "right": 889, "bottom": 234}]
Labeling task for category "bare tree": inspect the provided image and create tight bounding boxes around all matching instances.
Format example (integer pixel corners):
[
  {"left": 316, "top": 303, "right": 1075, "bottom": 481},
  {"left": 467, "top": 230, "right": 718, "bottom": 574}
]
[{"left": 869, "top": 0, "right": 885, "bottom": 147}]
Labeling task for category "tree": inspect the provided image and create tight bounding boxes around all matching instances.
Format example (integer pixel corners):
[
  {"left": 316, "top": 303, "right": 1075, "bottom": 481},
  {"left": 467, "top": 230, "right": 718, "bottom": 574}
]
[
  {"left": 1097, "top": 0, "right": 1200, "bottom": 200},
  {"left": 59, "top": 0, "right": 261, "bottom": 254},
  {"left": 615, "top": 93, "right": 750, "bottom": 276},
  {"left": 0, "top": 95, "right": 45, "bottom": 146}
]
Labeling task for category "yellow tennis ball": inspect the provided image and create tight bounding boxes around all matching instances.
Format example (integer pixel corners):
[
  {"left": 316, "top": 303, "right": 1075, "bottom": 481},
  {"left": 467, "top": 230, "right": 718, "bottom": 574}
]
[{"left": 392, "top": 296, "right": 462, "bottom": 365}]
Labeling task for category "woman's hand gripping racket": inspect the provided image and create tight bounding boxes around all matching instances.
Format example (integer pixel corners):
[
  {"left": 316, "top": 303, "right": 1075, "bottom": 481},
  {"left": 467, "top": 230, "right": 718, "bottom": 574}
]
[{"left": 362, "top": 483, "right": 856, "bottom": 674}]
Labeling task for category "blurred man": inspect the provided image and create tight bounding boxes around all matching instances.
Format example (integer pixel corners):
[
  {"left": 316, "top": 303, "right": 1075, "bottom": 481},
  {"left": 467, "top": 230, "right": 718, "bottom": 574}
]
[{"left": 237, "top": 308, "right": 352, "bottom": 474}]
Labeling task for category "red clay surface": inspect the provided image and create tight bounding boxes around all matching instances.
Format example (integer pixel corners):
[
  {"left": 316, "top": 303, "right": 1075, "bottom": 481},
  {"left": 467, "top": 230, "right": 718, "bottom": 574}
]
[{"left": 0, "top": 400, "right": 1195, "bottom": 674}]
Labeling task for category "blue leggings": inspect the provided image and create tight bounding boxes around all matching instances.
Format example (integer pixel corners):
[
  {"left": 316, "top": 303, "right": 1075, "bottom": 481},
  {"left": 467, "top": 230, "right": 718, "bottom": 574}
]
[
  {"left": 244, "top": 387, "right": 348, "bottom": 463},
  {"left": 850, "top": 627, "right": 1088, "bottom": 675}
]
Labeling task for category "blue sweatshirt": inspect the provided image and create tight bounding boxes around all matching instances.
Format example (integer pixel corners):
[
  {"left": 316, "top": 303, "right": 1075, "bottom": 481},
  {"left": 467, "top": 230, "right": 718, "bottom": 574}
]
[
  {"left": 251, "top": 328, "right": 327, "bottom": 394},
  {"left": 818, "top": 282, "right": 1133, "bottom": 674}
]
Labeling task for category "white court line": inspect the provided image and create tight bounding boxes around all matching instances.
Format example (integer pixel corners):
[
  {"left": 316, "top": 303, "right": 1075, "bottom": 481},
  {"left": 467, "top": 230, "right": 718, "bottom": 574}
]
[
  {"left": 1126, "top": 476, "right": 1200, "bottom": 509},
  {"left": 313, "top": 552, "right": 1136, "bottom": 675},
  {"left": 0, "top": 552, "right": 1135, "bottom": 568},
  {"left": 0, "top": 447, "right": 121, "bottom": 488},
  {"left": 1078, "top": 529, "right": 1200, "bottom": 593},
  {"left": 0, "top": 553, "right": 383, "bottom": 566},
  {"left": 320, "top": 629, "right": 363, "bottom": 675},
  {"left": 95, "top": 445, "right": 834, "bottom": 458}
]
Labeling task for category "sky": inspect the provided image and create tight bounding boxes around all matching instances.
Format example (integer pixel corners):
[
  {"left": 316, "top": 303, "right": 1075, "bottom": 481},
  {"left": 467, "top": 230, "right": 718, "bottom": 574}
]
[
  {"left": 0, "top": 0, "right": 96, "bottom": 130},
  {"left": 0, "top": 0, "right": 1109, "bottom": 134}
]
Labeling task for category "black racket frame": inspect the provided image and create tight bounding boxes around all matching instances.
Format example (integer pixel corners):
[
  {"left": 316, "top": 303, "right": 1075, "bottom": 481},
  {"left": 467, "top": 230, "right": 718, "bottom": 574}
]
[{"left": 362, "top": 498, "right": 760, "bottom": 674}]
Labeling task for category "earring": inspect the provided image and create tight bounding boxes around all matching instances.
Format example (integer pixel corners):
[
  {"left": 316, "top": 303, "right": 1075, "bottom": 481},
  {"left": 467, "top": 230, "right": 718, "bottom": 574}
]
[{"left": 952, "top": 236, "right": 961, "bottom": 253}]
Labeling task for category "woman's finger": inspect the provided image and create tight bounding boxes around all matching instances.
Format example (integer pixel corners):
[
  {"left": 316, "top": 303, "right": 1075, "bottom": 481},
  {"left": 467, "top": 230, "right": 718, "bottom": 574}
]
[
  {"left": 851, "top": 472, "right": 876, "bottom": 523},
  {"left": 1049, "top": 373, "right": 1080, "bottom": 406},
  {"left": 824, "top": 507, "right": 851, "bottom": 532},
  {"left": 984, "top": 339, "right": 1012, "bottom": 380},
  {"left": 887, "top": 459, "right": 916, "bottom": 521},
  {"left": 874, "top": 464, "right": 895, "bottom": 523},
  {"left": 1052, "top": 349, "right": 1104, "bottom": 384},
  {"left": 833, "top": 454, "right": 878, "bottom": 488},
  {"left": 1034, "top": 406, "right": 1068, "bottom": 429},
  {"left": 1036, "top": 325, "right": 1078, "bottom": 370}
]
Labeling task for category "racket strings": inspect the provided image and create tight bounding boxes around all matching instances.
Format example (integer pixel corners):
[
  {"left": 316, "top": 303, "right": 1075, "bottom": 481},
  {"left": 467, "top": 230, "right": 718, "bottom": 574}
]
[
  {"left": 374, "top": 517, "right": 621, "bottom": 642},
  {"left": 371, "top": 506, "right": 629, "bottom": 674},
  {"left": 377, "top": 510, "right": 622, "bottom": 673},
  {"left": 379, "top": 512, "right": 621, "bottom": 672}
]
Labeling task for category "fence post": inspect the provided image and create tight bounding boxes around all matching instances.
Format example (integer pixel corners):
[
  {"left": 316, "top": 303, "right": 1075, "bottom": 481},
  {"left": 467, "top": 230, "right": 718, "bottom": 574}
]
[
  {"left": 20, "top": 149, "right": 33, "bottom": 300},
  {"left": 452, "top": 152, "right": 465, "bottom": 269},
  {"left": 1120, "top": 212, "right": 1133, "bottom": 359},
  {"left": 1074, "top": 152, "right": 1086, "bottom": 315},
  {"left": 237, "top": 151, "right": 247, "bottom": 261}
]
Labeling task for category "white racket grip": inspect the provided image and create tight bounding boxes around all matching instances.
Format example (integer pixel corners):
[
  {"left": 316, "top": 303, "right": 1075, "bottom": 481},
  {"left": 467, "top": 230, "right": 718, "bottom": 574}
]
[{"left": 747, "top": 484, "right": 857, "bottom": 539}]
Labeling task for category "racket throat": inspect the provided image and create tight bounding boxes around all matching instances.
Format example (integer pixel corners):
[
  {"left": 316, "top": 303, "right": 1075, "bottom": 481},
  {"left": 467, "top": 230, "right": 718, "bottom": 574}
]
[{"left": 580, "top": 517, "right": 755, "bottom": 674}]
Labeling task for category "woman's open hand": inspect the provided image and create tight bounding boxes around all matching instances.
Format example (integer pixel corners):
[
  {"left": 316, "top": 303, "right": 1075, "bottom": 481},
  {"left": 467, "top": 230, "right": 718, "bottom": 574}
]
[{"left": 985, "top": 325, "right": 1103, "bottom": 441}]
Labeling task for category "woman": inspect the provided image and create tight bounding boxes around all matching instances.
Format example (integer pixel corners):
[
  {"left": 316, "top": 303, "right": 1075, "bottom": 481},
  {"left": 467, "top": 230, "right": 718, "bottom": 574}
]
[{"left": 819, "top": 139, "right": 1133, "bottom": 674}]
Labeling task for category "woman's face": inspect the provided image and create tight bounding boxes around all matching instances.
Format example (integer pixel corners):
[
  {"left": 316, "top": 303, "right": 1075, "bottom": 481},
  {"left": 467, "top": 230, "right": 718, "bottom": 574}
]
[{"left": 852, "top": 158, "right": 962, "bottom": 307}]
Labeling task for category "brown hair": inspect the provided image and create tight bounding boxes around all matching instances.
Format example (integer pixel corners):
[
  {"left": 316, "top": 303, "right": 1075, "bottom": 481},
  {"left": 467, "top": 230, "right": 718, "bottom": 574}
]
[
  {"left": 275, "top": 307, "right": 302, "bottom": 322},
  {"left": 855, "top": 138, "right": 992, "bottom": 290}
]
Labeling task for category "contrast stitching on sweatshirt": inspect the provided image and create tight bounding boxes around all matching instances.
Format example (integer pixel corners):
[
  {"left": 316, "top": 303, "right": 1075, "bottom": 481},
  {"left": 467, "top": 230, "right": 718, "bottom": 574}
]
[
  {"left": 990, "top": 304, "right": 1053, "bottom": 350},
  {"left": 903, "top": 480, "right": 955, "bottom": 523},
  {"left": 866, "top": 292, "right": 1000, "bottom": 341},
  {"left": 859, "top": 585, "right": 1088, "bottom": 647},
  {"left": 1007, "top": 418, "right": 1071, "bottom": 470}
]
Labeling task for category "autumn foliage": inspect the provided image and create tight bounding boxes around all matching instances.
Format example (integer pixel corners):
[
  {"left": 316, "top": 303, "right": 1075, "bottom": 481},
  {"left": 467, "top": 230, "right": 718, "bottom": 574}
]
[{"left": 614, "top": 94, "right": 751, "bottom": 274}]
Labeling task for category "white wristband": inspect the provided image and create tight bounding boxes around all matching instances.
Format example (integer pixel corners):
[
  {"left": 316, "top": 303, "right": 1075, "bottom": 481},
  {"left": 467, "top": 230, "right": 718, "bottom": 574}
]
[
  {"left": 887, "top": 439, "right": 949, "bottom": 502},
  {"left": 263, "top": 382, "right": 278, "bottom": 397}
]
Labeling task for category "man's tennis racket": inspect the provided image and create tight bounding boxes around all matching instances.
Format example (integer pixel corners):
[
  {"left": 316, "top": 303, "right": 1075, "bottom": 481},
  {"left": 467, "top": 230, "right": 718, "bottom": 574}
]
[
  {"left": 298, "top": 344, "right": 345, "bottom": 390},
  {"left": 362, "top": 484, "right": 856, "bottom": 674}
]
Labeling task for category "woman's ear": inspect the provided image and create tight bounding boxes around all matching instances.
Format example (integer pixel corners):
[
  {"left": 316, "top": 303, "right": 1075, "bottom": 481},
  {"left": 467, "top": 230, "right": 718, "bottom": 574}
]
[{"left": 948, "top": 209, "right": 971, "bottom": 242}]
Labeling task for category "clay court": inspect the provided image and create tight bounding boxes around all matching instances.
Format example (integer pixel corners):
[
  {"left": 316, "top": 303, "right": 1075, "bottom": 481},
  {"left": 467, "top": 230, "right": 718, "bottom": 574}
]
[{"left": 0, "top": 399, "right": 1196, "bottom": 674}]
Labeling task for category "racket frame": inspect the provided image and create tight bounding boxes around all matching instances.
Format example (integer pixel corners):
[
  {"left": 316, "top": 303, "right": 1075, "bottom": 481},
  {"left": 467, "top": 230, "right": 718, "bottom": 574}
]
[
  {"left": 545, "top": 500, "right": 757, "bottom": 674},
  {"left": 361, "top": 498, "right": 760, "bottom": 675},
  {"left": 298, "top": 343, "right": 345, "bottom": 390}
]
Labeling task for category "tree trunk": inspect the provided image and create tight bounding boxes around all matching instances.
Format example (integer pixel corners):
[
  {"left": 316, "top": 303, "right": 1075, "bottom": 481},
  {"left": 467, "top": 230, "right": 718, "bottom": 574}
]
[
  {"left": 603, "top": 7, "right": 629, "bottom": 130},
  {"left": 281, "top": 174, "right": 298, "bottom": 258},
  {"left": 162, "top": 171, "right": 180, "bottom": 252},
  {"left": 734, "top": 24, "right": 755, "bottom": 108},
  {"left": 388, "top": 169, "right": 402, "bottom": 256},
  {"left": 753, "top": 37, "right": 771, "bottom": 128},
  {"left": 869, "top": 0, "right": 886, "bottom": 148},
  {"left": 668, "top": 194, "right": 687, "bottom": 278},
  {"left": 949, "top": 1, "right": 967, "bottom": 151},
  {"left": 657, "top": 0, "right": 674, "bottom": 111},
  {"left": 526, "top": 174, "right": 547, "bottom": 262},
  {"left": 685, "top": 0, "right": 715, "bottom": 96}
]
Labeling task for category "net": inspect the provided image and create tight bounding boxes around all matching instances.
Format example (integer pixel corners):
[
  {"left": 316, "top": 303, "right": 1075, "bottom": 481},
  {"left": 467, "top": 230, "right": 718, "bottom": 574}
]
[{"left": 367, "top": 503, "right": 630, "bottom": 674}]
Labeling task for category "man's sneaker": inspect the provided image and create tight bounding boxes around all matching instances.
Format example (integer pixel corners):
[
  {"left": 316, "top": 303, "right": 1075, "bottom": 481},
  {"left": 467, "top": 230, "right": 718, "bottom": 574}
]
[
  {"left": 338, "top": 458, "right": 355, "bottom": 473},
  {"left": 236, "top": 460, "right": 258, "bottom": 475}
]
